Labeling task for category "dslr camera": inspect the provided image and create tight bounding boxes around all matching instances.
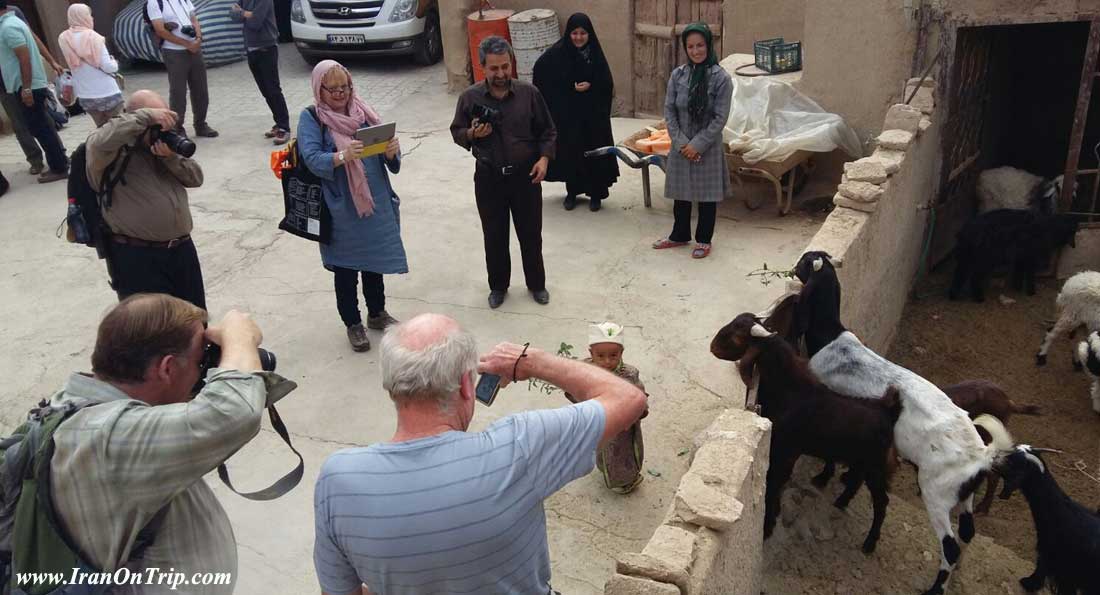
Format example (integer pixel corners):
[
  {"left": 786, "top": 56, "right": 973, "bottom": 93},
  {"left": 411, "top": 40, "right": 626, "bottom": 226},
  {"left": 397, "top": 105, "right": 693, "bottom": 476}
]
[
  {"left": 471, "top": 103, "right": 501, "bottom": 126},
  {"left": 150, "top": 125, "right": 197, "bottom": 158},
  {"left": 181, "top": 25, "right": 196, "bottom": 37},
  {"left": 192, "top": 344, "right": 277, "bottom": 394}
]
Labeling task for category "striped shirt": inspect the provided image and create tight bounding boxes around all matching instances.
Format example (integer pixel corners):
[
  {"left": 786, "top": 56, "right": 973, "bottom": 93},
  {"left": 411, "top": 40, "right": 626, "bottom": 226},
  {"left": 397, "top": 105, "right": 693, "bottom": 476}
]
[
  {"left": 47, "top": 369, "right": 296, "bottom": 594},
  {"left": 313, "top": 400, "right": 606, "bottom": 595}
]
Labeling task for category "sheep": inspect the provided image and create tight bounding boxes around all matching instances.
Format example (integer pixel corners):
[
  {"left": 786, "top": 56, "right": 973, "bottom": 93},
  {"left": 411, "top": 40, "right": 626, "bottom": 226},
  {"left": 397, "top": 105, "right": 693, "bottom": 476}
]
[
  {"left": 949, "top": 209, "right": 1079, "bottom": 303},
  {"left": 1036, "top": 271, "right": 1100, "bottom": 368},
  {"left": 976, "top": 166, "right": 1068, "bottom": 215},
  {"left": 996, "top": 444, "right": 1100, "bottom": 594},
  {"left": 1075, "top": 331, "right": 1100, "bottom": 415},
  {"left": 810, "top": 332, "right": 1015, "bottom": 595},
  {"left": 710, "top": 313, "right": 901, "bottom": 554}
]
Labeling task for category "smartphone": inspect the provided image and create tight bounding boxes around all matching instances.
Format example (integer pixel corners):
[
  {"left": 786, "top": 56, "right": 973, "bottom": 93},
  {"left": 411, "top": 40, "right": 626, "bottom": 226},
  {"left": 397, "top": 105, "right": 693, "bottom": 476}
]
[{"left": 475, "top": 373, "right": 502, "bottom": 406}]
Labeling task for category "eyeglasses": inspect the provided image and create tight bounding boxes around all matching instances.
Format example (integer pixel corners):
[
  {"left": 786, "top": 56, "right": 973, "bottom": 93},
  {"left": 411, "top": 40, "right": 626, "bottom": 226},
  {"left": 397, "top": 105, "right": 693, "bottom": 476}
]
[{"left": 322, "top": 84, "right": 350, "bottom": 96}]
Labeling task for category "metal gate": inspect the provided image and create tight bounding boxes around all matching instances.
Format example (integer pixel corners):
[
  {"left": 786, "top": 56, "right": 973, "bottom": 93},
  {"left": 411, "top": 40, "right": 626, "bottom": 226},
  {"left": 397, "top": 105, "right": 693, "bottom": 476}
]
[
  {"left": 930, "top": 26, "right": 995, "bottom": 266},
  {"left": 632, "top": 0, "right": 723, "bottom": 119}
]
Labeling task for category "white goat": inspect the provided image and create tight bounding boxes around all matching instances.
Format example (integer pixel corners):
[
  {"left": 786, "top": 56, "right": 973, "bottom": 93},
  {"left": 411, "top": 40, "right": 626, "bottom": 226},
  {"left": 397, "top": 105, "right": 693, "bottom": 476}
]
[
  {"left": 810, "top": 332, "right": 1013, "bottom": 595},
  {"left": 977, "top": 166, "right": 1065, "bottom": 214},
  {"left": 1076, "top": 331, "right": 1100, "bottom": 415},
  {"left": 1036, "top": 271, "right": 1100, "bottom": 367}
]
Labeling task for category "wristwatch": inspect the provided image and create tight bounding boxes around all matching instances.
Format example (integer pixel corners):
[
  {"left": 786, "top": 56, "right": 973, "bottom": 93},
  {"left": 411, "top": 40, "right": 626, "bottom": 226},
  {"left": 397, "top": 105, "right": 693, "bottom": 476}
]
[
  {"left": 337, "top": 151, "right": 346, "bottom": 164},
  {"left": 20, "top": 88, "right": 31, "bottom": 95}
]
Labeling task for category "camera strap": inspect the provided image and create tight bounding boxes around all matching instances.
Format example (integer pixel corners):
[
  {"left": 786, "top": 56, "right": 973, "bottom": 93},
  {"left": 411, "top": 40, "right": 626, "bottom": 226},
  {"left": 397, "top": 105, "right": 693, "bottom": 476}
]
[
  {"left": 98, "top": 140, "right": 138, "bottom": 210},
  {"left": 214, "top": 404, "right": 304, "bottom": 500}
]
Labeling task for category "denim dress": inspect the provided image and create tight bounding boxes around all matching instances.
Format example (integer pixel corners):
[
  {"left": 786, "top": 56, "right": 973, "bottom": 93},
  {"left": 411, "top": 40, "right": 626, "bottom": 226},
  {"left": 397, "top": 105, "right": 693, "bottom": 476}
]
[{"left": 297, "top": 107, "right": 409, "bottom": 274}]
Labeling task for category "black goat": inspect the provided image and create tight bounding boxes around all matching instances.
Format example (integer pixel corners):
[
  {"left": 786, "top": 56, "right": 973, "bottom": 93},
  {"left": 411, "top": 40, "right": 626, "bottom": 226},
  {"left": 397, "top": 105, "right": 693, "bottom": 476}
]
[
  {"left": 792, "top": 251, "right": 844, "bottom": 357},
  {"left": 997, "top": 445, "right": 1100, "bottom": 594},
  {"left": 711, "top": 313, "right": 901, "bottom": 554},
  {"left": 949, "top": 209, "right": 1079, "bottom": 303}
]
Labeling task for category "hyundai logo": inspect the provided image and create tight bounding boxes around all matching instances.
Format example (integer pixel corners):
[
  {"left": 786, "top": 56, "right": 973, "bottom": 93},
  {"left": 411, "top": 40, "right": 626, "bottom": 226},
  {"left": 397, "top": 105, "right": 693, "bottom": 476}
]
[{"left": 338, "top": 6, "right": 351, "bottom": 15}]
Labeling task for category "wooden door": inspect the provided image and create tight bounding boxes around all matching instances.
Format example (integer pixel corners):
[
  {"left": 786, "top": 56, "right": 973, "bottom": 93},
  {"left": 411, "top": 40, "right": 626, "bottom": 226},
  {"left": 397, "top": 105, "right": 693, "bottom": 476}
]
[
  {"left": 633, "top": 0, "right": 723, "bottom": 119},
  {"left": 931, "top": 26, "right": 995, "bottom": 266}
]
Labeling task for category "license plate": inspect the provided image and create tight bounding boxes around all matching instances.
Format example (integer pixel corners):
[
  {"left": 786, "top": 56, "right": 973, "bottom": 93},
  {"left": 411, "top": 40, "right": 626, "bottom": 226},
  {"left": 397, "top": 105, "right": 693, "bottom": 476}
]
[{"left": 327, "top": 34, "right": 366, "bottom": 45}]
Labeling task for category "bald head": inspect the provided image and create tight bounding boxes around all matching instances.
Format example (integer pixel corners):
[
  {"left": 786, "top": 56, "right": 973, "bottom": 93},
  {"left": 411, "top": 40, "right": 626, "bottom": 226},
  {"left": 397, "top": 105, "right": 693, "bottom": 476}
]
[
  {"left": 126, "top": 89, "right": 168, "bottom": 112},
  {"left": 380, "top": 314, "right": 477, "bottom": 405}
]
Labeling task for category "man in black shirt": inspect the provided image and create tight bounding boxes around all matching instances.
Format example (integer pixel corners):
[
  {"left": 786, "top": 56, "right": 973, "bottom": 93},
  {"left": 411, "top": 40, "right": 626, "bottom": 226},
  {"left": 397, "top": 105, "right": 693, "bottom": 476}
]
[{"left": 451, "top": 36, "right": 557, "bottom": 309}]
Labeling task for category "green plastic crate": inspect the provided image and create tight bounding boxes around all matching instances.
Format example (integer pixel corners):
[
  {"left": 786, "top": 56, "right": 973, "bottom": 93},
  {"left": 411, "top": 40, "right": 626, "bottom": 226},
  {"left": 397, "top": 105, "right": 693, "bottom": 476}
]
[{"left": 753, "top": 38, "right": 802, "bottom": 74}]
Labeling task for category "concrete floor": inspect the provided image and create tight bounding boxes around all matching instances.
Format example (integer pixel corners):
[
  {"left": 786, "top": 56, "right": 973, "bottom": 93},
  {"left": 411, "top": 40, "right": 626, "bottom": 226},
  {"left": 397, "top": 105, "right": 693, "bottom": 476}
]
[{"left": 0, "top": 49, "right": 825, "bottom": 594}]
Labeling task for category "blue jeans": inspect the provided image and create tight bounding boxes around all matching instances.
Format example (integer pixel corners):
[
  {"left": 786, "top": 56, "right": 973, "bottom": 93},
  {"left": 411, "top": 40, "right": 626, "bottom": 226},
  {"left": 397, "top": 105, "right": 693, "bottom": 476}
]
[{"left": 14, "top": 88, "right": 67, "bottom": 173}]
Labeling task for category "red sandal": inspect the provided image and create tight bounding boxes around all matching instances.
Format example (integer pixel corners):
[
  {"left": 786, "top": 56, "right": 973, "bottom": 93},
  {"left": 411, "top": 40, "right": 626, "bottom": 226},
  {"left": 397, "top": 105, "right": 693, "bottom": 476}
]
[
  {"left": 692, "top": 243, "right": 712, "bottom": 259},
  {"left": 652, "top": 238, "right": 689, "bottom": 250}
]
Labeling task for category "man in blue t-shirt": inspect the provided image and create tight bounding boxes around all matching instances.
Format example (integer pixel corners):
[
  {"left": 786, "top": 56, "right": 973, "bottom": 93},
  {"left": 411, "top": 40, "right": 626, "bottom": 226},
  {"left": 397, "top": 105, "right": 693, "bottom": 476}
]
[
  {"left": 0, "top": 5, "right": 62, "bottom": 178},
  {"left": 0, "top": 0, "right": 68, "bottom": 183},
  {"left": 313, "top": 313, "right": 648, "bottom": 595}
]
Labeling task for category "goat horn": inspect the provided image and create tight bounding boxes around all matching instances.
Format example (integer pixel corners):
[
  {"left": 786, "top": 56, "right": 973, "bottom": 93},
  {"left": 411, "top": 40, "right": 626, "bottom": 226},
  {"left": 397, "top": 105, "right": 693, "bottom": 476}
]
[
  {"left": 812, "top": 258, "right": 823, "bottom": 272},
  {"left": 1030, "top": 447, "right": 1064, "bottom": 455},
  {"left": 750, "top": 323, "right": 775, "bottom": 338}
]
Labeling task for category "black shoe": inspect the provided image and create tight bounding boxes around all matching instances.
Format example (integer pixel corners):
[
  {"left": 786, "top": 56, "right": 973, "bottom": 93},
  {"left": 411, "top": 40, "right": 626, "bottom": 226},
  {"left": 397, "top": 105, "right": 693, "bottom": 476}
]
[
  {"left": 563, "top": 195, "right": 577, "bottom": 210},
  {"left": 589, "top": 197, "right": 602, "bottom": 212},
  {"left": 488, "top": 290, "right": 507, "bottom": 309},
  {"left": 0, "top": 172, "right": 9, "bottom": 197},
  {"left": 530, "top": 289, "right": 550, "bottom": 305}
]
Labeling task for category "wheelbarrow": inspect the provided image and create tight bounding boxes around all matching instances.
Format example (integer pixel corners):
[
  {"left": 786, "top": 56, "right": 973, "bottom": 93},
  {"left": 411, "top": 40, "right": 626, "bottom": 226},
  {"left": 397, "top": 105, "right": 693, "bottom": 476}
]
[{"left": 583, "top": 146, "right": 666, "bottom": 208}]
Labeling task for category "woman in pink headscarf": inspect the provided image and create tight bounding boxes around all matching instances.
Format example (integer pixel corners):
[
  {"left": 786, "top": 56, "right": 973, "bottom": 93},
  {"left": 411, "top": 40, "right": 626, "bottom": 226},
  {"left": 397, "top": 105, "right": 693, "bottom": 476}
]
[
  {"left": 299, "top": 60, "right": 406, "bottom": 353},
  {"left": 58, "top": 3, "right": 122, "bottom": 126}
]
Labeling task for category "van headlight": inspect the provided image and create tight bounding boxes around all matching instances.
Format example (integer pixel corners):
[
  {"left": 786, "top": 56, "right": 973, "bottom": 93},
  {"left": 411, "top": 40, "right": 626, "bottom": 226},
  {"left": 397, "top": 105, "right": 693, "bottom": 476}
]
[
  {"left": 389, "top": 0, "right": 417, "bottom": 22},
  {"left": 291, "top": 0, "right": 307, "bottom": 23}
]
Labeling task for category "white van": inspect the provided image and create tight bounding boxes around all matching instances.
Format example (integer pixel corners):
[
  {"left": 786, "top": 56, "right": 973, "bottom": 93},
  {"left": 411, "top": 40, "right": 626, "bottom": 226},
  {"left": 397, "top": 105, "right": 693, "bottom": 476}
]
[{"left": 290, "top": 0, "right": 442, "bottom": 65}]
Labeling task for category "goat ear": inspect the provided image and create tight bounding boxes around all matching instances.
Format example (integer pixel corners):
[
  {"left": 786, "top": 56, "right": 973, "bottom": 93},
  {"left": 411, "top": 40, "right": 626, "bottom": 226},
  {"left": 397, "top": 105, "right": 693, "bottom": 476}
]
[
  {"left": 812, "top": 258, "right": 823, "bottom": 272},
  {"left": 750, "top": 323, "right": 775, "bottom": 338}
]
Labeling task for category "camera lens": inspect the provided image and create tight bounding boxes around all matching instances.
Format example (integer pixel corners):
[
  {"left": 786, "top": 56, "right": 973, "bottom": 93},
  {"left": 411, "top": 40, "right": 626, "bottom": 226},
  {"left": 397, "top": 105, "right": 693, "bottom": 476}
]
[
  {"left": 258, "top": 348, "right": 277, "bottom": 372},
  {"left": 157, "top": 129, "right": 197, "bottom": 158}
]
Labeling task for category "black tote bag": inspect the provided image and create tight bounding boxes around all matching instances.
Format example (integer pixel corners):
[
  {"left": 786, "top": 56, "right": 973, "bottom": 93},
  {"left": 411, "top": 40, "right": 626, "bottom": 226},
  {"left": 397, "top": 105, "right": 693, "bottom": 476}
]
[{"left": 278, "top": 107, "right": 332, "bottom": 244}]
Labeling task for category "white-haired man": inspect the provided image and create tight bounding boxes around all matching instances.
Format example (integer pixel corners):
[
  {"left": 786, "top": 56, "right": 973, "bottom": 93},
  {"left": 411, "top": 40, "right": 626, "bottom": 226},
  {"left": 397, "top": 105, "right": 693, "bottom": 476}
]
[{"left": 312, "top": 313, "right": 647, "bottom": 595}]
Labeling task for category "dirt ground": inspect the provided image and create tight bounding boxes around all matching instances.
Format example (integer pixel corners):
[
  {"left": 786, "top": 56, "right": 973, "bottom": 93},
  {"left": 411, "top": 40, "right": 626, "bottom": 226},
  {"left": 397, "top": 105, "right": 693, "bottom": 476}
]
[
  {"left": 761, "top": 269, "right": 1100, "bottom": 594},
  {"left": 887, "top": 270, "right": 1100, "bottom": 561}
]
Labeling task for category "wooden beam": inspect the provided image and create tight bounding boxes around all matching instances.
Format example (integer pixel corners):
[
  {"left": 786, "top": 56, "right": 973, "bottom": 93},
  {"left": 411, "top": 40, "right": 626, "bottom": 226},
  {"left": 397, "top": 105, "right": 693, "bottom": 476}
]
[
  {"left": 1063, "top": 16, "right": 1100, "bottom": 211},
  {"left": 635, "top": 22, "right": 722, "bottom": 39}
]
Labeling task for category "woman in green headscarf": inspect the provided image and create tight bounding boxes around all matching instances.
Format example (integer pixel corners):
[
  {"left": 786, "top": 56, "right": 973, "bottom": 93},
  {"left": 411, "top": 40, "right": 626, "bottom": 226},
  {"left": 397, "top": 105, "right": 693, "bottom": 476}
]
[{"left": 652, "top": 22, "right": 732, "bottom": 259}]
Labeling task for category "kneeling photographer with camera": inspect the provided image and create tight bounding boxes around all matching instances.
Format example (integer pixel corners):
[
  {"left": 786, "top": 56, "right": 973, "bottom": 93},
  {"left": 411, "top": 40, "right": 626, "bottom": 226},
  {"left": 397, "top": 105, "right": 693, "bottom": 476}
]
[
  {"left": 450, "top": 35, "right": 557, "bottom": 310},
  {"left": 85, "top": 89, "right": 207, "bottom": 309},
  {"left": 1, "top": 294, "right": 297, "bottom": 594}
]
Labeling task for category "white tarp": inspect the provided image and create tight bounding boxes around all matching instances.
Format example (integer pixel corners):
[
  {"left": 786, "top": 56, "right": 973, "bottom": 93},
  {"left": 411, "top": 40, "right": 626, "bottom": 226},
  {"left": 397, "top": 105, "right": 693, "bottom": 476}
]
[{"left": 722, "top": 76, "right": 862, "bottom": 164}]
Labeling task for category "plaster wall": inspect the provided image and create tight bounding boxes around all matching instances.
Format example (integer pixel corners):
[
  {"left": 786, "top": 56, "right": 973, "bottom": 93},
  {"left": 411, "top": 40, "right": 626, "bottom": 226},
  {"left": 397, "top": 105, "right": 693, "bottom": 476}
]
[
  {"left": 723, "top": 0, "right": 805, "bottom": 56},
  {"left": 438, "top": 0, "right": 633, "bottom": 114}
]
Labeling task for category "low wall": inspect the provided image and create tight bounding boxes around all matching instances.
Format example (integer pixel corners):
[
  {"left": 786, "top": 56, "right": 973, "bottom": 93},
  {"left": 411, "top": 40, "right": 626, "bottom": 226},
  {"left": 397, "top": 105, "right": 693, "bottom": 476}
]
[{"left": 604, "top": 409, "right": 771, "bottom": 595}]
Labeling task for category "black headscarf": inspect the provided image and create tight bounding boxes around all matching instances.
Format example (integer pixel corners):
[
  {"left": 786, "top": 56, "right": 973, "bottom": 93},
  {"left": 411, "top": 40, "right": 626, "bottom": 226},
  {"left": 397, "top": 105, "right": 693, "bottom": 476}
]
[{"left": 682, "top": 22, "right": 718, "bottom": 120}]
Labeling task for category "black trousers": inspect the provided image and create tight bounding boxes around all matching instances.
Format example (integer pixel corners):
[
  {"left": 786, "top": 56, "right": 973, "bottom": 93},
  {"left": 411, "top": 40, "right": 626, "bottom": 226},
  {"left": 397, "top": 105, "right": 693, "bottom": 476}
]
[
  {"left": 333, "top": 267, "right": 385, "bottom": 327},
  {"left": 14, "top": 89, "right": 67, "bottom": 173},
  {"left": 106, "top": 239, "right": 207, "bottom": 310},
  {"left": 670, "top": 200, "right": 717, "bottom": 244},
  {"left": 246, "top": 45, "right": 291, "bottom": 132},
  {"left": 474, "top": 165, "right": 546, "bottom": 292}
]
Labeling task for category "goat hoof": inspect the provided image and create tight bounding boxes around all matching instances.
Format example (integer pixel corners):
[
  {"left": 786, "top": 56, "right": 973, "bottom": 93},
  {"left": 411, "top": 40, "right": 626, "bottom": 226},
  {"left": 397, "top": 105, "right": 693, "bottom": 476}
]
[
  {"left": 1019, "top": 575, "right": 1043, "bottom": 592},
  {"left": 861, "top": 538, "right": 878, "bottom": 555},
  {"left": 1036, "top": 354, "right": 1047, "bottom": 367},
  {"left": 959, "top": 512, "right": 975, "bottom": 543}
]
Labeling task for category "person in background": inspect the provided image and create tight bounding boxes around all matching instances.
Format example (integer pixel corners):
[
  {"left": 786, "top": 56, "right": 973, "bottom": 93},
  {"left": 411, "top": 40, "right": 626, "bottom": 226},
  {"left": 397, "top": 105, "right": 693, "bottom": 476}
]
[
  {"left": 0, "top": 0, "right": 68, "bottom": 183},
  {"left": 450, "top": 36, "right": 557, "bottom": 309},
  {"left": 298, "top": 60, "right": 406, "bottom": 353},
  {"left": 651, "top": 22, "right": 732, "bottom": 260},
  {"left": 533, "top": 12, "right": 618, "bottom": 212},
  {"left": 0, "top": 4, "right": 62, "bottom": 176},
  {"left": 312, "top": 313, "right": 648, "bottom": 595},
  {"left": 148, "top": 0, "right": 219, "bottom": 138},
  {"left": 58, "top": 3, "right": 123, "bottom": 127},
  {"left": 230, "top": 0, "right": 290, "bottom": 145},
  {"left": 565, "top": 322, "right": 648, "bottom": 493}
]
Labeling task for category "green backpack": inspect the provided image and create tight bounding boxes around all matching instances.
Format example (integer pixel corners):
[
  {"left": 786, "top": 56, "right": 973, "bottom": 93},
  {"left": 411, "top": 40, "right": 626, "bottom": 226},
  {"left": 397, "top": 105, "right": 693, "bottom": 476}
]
[{"left": 0, "top": 399, "right": 164, "bottom": 595}]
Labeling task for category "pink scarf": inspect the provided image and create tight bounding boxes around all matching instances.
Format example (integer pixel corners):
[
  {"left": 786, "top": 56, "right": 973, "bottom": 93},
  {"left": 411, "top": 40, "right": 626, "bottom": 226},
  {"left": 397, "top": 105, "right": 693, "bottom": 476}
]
[
  {"left": 311, "top": 61, "right": 382, "bottom": 218},
  {"left": 58, "top": 4, "right": 105, "bottom": 70}
]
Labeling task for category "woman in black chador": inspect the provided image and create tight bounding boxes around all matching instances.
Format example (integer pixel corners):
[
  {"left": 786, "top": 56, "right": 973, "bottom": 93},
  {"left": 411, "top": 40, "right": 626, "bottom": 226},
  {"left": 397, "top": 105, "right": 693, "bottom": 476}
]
[{"left": 533, "top": 13, "right": 619, "bottom": 212}]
